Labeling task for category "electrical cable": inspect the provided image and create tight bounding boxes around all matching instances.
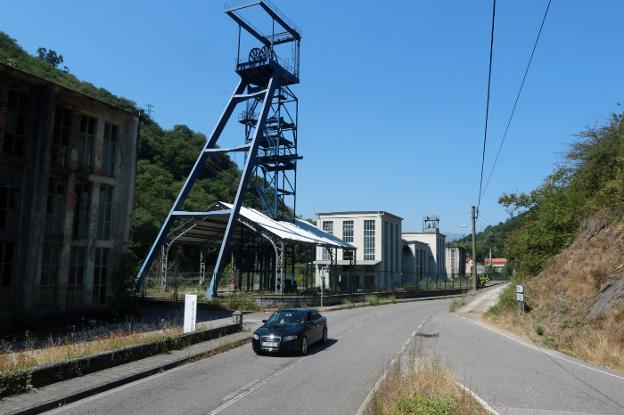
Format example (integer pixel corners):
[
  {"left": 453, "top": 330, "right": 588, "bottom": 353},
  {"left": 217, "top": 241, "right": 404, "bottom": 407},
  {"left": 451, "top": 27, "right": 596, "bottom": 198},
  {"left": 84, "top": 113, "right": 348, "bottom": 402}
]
[
  {"left": 481, "top": 0, "right": 553, "bottom": 199},
  {"left": 477, "top": 0, "right": 497, "bottom": 213}
]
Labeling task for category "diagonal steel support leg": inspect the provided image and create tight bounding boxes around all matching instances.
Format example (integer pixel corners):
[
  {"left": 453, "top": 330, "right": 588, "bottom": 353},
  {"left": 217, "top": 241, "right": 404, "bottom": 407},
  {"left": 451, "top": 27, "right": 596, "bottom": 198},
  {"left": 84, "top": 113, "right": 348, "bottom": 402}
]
[
  {"left": 133, "top": 80, "right": 248, "bottom": 294},
  {"left": 206, "top": 77, "right": 278, "bottom": 298}
]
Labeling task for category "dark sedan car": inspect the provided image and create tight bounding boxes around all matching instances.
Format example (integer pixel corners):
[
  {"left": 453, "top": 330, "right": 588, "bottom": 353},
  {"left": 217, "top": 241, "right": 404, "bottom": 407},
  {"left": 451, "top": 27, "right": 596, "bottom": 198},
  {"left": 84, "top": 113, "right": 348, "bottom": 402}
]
[{"left": 252, "top": 308, "right": 327, "bottom": 355}]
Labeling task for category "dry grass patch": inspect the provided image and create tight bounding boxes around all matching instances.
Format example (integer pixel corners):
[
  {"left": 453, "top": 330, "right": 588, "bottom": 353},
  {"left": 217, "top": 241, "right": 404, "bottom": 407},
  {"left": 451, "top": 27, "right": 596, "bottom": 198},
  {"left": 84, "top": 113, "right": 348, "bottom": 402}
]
[
  {"left": 486, "top": 222, "right": 624, "bottom": 372},
  {"left": 368, "top": 348, "right": 491, "bottom": 415},
  {"left": 0, "top": 326, "right": 182, "bottom": 374}
]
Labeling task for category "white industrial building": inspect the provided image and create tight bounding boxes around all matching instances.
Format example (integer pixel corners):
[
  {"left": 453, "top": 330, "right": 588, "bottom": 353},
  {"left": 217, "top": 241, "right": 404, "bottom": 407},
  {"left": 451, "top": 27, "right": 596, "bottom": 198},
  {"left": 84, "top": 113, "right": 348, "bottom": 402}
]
[
  {"left": 314, "top": 211, "right": 403, "bottom": 291},
  {"left": 402, "top": 216, "right": 447, "bottom": 280},
  {"left": 445, "top": 246, "right": 467, "bottom": 278},
  {"left": 314, "top": 212, "right": 448, "bottom": 291},
  {"left": 402, "top": 239, "right": 431, "bottom": 280}
]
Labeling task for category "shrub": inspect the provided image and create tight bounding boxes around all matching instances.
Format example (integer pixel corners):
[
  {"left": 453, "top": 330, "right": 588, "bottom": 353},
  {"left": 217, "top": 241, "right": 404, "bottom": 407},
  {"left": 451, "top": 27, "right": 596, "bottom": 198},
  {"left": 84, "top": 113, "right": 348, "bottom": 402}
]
[
  {"left": 536, "top": 324, "right": 545, "bottom": 336},
  {"left": 394, "top": 394, "right": 457, "bottom": 415}
]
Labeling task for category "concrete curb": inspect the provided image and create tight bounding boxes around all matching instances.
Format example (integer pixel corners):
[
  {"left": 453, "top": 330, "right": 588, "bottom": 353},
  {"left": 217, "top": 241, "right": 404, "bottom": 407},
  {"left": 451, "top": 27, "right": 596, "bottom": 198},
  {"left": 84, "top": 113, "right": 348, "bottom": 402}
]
[{"left": 4, "top": 335, "right": 252, "bottom": 415}]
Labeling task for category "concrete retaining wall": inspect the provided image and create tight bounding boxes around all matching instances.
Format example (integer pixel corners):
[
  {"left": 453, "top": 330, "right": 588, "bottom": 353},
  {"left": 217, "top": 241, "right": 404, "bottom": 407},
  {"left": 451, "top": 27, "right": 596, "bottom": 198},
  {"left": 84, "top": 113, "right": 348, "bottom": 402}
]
[{"left": 0, "top": 322, "right": 241, "bottom": 397}]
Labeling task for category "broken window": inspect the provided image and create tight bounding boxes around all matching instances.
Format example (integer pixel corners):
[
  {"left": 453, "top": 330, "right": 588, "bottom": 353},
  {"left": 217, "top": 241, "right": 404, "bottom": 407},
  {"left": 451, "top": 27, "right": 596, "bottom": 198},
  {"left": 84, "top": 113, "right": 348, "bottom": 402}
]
[
  {"left": 3, "top": 90, "right": 29, "bottom": 157},
  {"left": 0, "top": 186, "right": 19, "bottom": 231},
  {"left": 73, "top": 181, "right": 90, "bottom": 240},
  {"left": 78, "top": 115, "right": 96, "bottom": 171},
  {"left": 97, "top": 185, "right": 112, "bottom": 240},
  {"left": 93, "top": 247, "right": 109, "bottom": 304},
  {"left": 40, "top": 242, "right": 60, "bottom": 305},
  {"left": 45, "top": 177, "right": 65, "bottom": 235},
  {"left": 0, "top": 241, "right": 14, "bottom": 287},
  {"left": 52, "top": 106, "right": 72, "bottom": 167},
  {"left": 67, "top": 245, "right": 86, "bottom": 305},
  {"left": 102, "top": 122, "right": 117, "bottom": 177}
]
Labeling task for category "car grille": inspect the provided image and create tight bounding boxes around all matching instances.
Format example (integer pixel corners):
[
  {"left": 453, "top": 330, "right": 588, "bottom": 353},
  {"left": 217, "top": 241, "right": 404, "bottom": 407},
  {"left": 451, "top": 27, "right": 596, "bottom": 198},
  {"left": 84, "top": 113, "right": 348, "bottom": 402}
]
[{"left": 260, "top": 335, "right": 281, "bottom": 343}]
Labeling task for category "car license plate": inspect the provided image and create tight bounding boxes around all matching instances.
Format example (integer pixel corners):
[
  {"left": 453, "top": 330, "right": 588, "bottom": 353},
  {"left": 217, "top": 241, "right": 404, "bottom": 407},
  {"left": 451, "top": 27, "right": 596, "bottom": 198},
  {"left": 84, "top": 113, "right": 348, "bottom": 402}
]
[{"left": 261, "top": 341, "right": 278, "bottom": 348}]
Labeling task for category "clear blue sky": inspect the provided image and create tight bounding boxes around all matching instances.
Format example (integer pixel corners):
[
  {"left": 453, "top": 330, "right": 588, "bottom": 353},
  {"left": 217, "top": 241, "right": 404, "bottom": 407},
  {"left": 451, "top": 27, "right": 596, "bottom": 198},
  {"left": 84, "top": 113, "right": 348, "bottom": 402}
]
[{"left": 3, "top": 1, "right": 623, "bottom": 237}]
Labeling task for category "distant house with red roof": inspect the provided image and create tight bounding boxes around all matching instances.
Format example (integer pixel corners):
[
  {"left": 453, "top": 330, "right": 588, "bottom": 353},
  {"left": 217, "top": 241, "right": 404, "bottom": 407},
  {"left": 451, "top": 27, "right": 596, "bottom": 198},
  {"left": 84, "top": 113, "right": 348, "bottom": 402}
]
[{"left": 484, "top": 258, "right": 508, "bottom": 271}]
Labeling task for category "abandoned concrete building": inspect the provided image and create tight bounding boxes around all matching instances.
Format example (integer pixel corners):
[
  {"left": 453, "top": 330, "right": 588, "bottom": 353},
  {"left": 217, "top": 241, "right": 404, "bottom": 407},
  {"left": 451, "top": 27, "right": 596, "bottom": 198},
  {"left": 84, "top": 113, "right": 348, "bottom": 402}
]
[{"left": 0, "top": 63, "right": 138, "bottom": 319}]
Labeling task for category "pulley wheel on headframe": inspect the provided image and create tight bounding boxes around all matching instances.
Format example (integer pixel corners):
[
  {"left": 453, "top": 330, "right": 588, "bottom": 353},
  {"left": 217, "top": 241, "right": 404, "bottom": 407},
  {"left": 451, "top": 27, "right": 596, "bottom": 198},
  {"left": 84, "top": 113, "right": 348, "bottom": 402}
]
[
  {"left": 261, "top": 46, "right": 276, "bottom": 61},
  {"left": 248, "top": 47, "right": 266, "bottom": 62}
]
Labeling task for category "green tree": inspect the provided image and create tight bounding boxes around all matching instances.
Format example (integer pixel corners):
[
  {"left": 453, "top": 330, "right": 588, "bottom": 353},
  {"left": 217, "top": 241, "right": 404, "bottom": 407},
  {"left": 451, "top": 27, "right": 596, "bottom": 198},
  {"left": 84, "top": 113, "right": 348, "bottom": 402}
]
[
  {"left": 36, "top": 47, "right": 64, "bottom": 67},
  {"left": 500, "top": 113, "right": 624, "bottom": 275}
]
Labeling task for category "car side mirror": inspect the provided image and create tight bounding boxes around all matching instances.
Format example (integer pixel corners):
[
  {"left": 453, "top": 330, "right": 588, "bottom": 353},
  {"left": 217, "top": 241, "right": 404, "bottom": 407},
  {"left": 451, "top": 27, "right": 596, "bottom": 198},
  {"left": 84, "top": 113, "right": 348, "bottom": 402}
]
[{"left": 262, "top": 319, "right": 267, "bottom": 323}]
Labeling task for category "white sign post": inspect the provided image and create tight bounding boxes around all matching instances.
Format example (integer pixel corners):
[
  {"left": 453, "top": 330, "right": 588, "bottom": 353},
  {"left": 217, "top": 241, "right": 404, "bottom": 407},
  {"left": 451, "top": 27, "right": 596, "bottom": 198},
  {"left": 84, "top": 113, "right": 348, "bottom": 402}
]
[
  {"left": 320, "top": 267, "right": 327, "bottom": 308},
  {"left": 183, "top": 294, "right": 197, "bottom": 333},
  {"left": 516, "top": 284, "right": 525, "bottom": 314}
]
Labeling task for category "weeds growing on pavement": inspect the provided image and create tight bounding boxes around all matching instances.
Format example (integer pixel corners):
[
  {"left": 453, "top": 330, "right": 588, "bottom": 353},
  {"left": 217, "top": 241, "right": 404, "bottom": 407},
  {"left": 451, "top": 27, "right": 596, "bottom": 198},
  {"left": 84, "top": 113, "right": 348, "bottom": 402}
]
[
  {"left": 448, "top": 298, "right": 465, "bottom": 312},
  {"left": 368, "top": 343, "right": 490, "bottom": 415},
  {"left": 366, "top": 295, "right": 397, "bottom": 306}
]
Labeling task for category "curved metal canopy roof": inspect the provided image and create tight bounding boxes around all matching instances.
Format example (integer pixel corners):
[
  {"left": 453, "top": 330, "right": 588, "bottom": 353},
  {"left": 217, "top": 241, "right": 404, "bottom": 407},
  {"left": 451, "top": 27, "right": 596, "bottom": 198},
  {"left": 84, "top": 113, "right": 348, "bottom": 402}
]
[{"left": 168, "top": 202, "right": 354, "bottom": 250}]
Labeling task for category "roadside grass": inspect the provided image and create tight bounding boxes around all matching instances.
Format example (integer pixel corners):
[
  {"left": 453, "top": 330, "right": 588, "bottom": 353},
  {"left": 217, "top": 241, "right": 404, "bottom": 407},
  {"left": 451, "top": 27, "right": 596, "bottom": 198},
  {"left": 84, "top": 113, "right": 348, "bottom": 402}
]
[
  {"left": 365, "top": 295, "right": 398, "bottom": 306},
  {"left": 0, "top": 325, "right": 182, "bottom": 375},
  {"left": 215, "top": 292, "right": 261, "bottom": 312},
  {"left": 485, "top": 270, "right": 624, "bottom": 372},
  {"left": 146, "top": 287, "right": 262, "bottom": 312},
  {"left": 448, "top": 297, "right": 465, "bottom": 313},
  {"left": 368, "top": 345, "right": 491, "bottom": 415},
  {"left": 483, "top": 283, "right": 517, "bottom": 318}
]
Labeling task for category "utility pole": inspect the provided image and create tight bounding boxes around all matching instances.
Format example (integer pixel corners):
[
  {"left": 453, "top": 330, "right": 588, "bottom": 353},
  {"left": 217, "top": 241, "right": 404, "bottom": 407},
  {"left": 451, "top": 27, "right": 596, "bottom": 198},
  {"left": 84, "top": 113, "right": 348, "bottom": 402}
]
[{"left": 471, "top": 206, "right": 478, "bottom": 291}]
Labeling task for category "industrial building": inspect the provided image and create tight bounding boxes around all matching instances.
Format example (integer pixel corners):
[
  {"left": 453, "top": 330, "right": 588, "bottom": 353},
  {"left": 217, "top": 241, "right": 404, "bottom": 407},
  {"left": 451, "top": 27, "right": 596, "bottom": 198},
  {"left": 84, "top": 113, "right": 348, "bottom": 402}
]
[
  {"left": 314, "top": 212, "right": 450, "bottom": 291},
  {"left": 0, "top": 63, "right": 138, "bottom": 319},
  {"left": 314, "top": 211, "right": 403, "bottom": 291},
  {"left": 402, "top": 216, "right": 447, "bottom": 279},
  {"left": 402, "top": 239, "right": 431, "bottom": 280},
  {"left": 445, "top": 246, "right": 467, "bottom": 278}
]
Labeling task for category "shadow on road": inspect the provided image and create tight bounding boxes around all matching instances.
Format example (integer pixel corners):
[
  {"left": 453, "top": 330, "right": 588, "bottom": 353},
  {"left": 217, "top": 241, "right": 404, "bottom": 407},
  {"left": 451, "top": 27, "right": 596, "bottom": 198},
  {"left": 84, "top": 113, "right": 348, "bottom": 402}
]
[
  {"left": 255, "top": 338, "right": 338, "bottom": 358},
  {"left": 307, "top": 338, "right": 338, "bottom": 355}
]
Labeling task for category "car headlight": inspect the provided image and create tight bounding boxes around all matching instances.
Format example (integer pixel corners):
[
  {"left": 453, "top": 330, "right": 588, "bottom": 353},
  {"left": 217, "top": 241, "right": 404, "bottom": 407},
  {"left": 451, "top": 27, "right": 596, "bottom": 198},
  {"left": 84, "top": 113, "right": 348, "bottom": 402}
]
[
  {"left": 283, "top": 335, "right": 297, "bottom": 342},
  {"left": 252, "top": 334, "right": 260, "bottom": 340}
]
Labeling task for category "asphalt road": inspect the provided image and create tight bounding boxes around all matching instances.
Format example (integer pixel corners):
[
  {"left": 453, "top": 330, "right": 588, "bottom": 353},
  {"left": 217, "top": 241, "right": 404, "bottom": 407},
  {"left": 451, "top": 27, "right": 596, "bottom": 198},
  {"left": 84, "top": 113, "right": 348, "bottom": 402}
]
[{"left": 47, "top": 299, "right": 624, "bottom": 415}]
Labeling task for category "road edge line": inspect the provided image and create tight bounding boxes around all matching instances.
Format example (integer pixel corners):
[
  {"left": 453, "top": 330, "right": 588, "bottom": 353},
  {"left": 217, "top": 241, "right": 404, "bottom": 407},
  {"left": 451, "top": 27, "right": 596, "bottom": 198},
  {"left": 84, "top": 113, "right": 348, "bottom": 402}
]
[
  {"left": 453, "top": 380, "right": 499, "bottom": 415},
  {"left": 456, "top": 315, "right": 624, "bottom": 382},
  {"left": 354, "top": 312, "right": 435, "bottom": 415}
]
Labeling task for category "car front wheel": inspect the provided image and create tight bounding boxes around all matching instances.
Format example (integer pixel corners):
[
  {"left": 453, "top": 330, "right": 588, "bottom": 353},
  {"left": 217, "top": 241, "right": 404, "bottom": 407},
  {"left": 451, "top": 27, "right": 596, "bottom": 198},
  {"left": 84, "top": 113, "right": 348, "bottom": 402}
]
[
  {"left": 300, "top": 336, "right": 308, "bottom": 355},
  {"left": 322, "top": 326, "right": 328, "bottom": 344}
]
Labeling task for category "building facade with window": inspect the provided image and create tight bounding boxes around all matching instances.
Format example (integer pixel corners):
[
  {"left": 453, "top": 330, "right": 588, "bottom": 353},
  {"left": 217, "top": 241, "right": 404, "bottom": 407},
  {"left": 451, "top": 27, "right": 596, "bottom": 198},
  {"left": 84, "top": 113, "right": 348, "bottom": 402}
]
[
  {"left": 0, "top": 63, "right": 138, "bottom": 320},
  {"left": 402, "top": 239, "right": 431, "bottom": 282},
  {"left": 402, "top": 228, "right": 447, "bottom": 279},
  {"left": 314, "top": 211, "right": 403, "bottom": 291},
  {"left": 445, "top": 247, "right": 466, "bottom": 278}
]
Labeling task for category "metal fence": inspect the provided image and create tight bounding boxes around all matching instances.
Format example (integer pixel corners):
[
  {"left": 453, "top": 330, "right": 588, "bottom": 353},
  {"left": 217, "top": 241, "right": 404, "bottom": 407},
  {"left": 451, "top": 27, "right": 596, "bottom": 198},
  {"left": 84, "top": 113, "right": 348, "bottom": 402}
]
[{"left": 139, "top": 265, "right": 478, "bottom": 301}]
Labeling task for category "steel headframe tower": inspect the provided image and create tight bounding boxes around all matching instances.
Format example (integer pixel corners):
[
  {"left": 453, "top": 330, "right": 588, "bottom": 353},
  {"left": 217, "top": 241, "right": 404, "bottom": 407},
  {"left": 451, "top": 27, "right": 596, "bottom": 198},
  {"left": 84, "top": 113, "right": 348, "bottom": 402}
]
[{"left": 133, "top": 0, "right": 301, "bottom": 298}]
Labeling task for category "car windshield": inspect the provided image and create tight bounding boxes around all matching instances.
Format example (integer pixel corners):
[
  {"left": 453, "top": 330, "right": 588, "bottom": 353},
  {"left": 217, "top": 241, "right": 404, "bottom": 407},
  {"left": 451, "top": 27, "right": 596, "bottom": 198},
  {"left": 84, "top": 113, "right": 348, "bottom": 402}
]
[{"left": 266, "top": 310, "right": 305, "bottom": 326}]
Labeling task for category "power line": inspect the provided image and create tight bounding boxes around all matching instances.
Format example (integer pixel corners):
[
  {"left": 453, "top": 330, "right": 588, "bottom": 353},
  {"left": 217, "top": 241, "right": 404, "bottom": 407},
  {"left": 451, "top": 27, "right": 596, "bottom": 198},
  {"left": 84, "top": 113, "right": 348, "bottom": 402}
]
[
  {"left": 477, "top": 0, "right": 497, "bottom": 213},
  {"left": 481, "top": 0, "right": 553, "bottom": 199}
]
